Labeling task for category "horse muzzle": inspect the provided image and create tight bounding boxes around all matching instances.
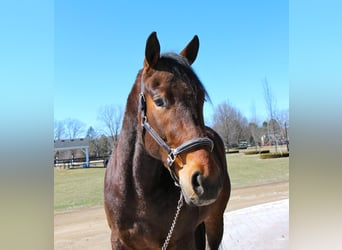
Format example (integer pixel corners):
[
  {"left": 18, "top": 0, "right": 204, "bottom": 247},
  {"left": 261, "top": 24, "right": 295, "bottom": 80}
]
[{"left": 178, "top": 151, "right": 223, "bottom": 207}]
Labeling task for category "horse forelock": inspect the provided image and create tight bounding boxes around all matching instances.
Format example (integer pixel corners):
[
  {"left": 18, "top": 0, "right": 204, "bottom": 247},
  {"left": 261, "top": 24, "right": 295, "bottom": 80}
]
[{"left": 156, "top": 53, "right": 211, "bottom": 103}]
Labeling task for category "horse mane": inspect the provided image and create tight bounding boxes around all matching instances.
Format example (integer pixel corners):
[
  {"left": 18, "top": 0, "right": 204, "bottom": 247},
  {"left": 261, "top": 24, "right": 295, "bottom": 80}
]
[{"left": 158, "top": 53, "right": 211, "bottom": 103}]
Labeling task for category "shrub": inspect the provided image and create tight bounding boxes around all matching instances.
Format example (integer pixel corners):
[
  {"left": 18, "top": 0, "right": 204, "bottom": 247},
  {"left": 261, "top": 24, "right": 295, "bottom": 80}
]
[
  {"left": 259, "top": 149, "right": 271, "bottom": 154},
  {"left": 244, "top": 150, "right": 259, "bottom": 155},
  {"left": 244, "top": 149, "right": 270, "bottom": 155},
  {"left": 227, "top": 149, "right": 239, "bottom": 154},
  {"left": 260, "top": 151, "right": 289, "bottom": 159}
]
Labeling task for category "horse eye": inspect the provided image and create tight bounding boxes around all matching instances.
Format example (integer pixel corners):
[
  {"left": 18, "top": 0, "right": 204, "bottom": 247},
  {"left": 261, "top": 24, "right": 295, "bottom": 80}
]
[{"left": 153, "top": 97, "right": 166, "bottom": 108}]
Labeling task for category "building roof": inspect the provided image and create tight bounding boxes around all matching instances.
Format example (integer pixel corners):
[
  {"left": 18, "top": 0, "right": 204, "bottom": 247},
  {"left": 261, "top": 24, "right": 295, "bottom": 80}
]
[{"left": 54, "top": 138, "right": 89, "bottom": 150}]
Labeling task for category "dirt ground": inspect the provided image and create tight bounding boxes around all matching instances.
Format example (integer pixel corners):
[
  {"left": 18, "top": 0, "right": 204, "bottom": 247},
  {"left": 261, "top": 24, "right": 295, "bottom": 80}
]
[{"left": 54, "top": 181, "right": 289, "bottom": 250}]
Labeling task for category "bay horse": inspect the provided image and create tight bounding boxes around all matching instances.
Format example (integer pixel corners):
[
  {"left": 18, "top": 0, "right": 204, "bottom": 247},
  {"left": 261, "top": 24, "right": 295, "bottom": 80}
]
[{"left": 104, "top": 32, "right": 231, "bottom": 249}]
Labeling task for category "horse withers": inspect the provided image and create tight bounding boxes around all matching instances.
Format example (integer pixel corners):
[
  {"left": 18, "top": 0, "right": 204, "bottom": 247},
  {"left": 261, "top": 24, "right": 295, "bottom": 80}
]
[{"left": 104, "top": 32, "right": 231, "bottom": 249}]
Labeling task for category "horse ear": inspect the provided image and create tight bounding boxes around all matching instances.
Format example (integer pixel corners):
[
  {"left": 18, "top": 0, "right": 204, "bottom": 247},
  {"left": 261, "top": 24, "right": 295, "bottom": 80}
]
[
  {"left": 180, "top": 35, "right": 199, "bottom": 65},
  {"left": 145, "top": 32, "right": 160, "bottom": 68}
]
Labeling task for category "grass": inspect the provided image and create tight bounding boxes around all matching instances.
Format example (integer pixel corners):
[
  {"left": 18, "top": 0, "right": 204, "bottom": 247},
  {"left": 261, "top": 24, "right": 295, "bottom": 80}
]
[
  {"left": 227, "top": 153, "right": 289, "bottom": 188},
  {"left": 54, "top": 152, "right": 289, "bottom": 211},
  {"left": 54, "top": 168, "right": 106, "bottom": 211}
]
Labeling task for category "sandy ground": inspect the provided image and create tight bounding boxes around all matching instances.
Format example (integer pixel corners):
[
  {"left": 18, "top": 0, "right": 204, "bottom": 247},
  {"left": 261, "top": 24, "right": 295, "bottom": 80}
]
[{"left": 54, "top": 181, "right": 289, "bottom": 250}]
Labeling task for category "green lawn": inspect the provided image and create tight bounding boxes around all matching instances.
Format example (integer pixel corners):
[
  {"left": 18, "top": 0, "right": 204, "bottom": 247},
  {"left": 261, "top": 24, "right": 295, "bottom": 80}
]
[
  {"left": 54, "top": 168, "right": 106, "bottom": 211},
  {"left": 54, "top": 153, "right": 289, "bottom": 211},
  {"left": 227, "top": 153, "right": 289, "bottom": 188}
]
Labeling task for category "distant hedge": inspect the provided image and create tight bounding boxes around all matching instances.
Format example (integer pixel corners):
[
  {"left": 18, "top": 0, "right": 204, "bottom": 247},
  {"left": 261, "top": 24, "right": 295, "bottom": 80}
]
[
  {"left": 259, "top": 151, "right": 289, "bottom": 159},
  {"left": 227, "top": 149, "right": 239, "bottom": 154},
  {"left": 244, "top": 149, "right": 270, "bottom": 155}
]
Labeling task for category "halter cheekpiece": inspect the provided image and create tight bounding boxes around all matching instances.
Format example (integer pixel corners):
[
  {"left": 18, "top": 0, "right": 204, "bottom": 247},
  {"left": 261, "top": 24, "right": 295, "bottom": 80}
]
[{"left": 139, "top": 74, "right": 214, "bottom": 187}]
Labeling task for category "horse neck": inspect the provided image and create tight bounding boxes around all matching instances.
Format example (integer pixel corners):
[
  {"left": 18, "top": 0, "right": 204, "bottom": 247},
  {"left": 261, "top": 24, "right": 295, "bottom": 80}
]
[
  {"left": 132, "top": 142, "right": 170, "bottom": 194},
  {"left": 115, "top": 75, "right": 173, "bottom": 196}
]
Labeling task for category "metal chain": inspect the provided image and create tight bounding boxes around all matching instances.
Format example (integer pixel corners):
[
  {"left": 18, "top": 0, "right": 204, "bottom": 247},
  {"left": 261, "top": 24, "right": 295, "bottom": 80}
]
[{"left": 162, "top": 192, "right": 184, "bottom": 250}]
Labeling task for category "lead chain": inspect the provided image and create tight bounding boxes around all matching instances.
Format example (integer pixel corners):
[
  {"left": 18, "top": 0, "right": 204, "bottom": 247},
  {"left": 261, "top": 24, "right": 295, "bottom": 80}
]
[{"left": 161, "top": 192, "right": 184, "bottom": 250}]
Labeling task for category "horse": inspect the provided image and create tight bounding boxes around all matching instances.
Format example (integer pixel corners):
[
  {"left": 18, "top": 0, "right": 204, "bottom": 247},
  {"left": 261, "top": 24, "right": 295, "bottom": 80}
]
[{"left": 104, "top": 32, "right": 231, "bottom": 250}]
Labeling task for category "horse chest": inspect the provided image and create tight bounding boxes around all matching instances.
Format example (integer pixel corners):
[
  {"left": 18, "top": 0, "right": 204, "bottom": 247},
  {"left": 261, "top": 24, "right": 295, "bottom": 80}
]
[
  {"left": 114, "top": 196, "right": 177, "bottom": 231},
  {"left": 112, "top": 207, "right": 170, "bottom": 249},
  {"left": 112, "top": 193, "right": 199, "bottom": 247}
]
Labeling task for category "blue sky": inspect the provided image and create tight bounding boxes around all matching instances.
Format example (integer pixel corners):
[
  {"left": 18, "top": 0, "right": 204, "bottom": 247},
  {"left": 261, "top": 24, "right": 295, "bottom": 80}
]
[
  {"left": 2, "top": 2, "right": 342, "bottom": 249},
  {"left": 55, "top": 1, "right": 288, "bottom": 131}
]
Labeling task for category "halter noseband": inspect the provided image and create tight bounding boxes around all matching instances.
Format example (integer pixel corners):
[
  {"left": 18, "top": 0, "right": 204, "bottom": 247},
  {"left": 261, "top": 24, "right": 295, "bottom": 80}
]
[{"left": 139, "top": 75, "right": 214, "bottom": 187}]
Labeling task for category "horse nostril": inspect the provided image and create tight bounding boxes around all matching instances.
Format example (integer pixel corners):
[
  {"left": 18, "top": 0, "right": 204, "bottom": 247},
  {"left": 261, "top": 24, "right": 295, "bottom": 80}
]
[{"left": 191, "top": 171, "right": 204, "bottom": 196}]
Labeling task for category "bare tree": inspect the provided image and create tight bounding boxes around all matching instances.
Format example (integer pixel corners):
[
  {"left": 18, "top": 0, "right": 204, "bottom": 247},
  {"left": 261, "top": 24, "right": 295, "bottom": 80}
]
[
  {"left": 212, "top": 101, "right": 248, "bottom": 148},
  {"left": 263, "top": 78, "right": 277, "bottom": 120},
  {"left": 249, "top": 102, "right": 260, "bottom": 149},
  {"left": 234, "top": 111, "right": 249, "bottom": 143},
  {"left": 263, "top": 78, "right": 279, "bottom": 152},
  {"left": 54, "top": 120, "right": 65, "bottom": 140},
  {"left": 97, "top": 105, "right": 123, "bottom": 147},
  {"left": 277, "top": 108, "right": 289, "bottom": 151},
  {"left": 64, "top": 118, "right": 86, "bottom": 139}
]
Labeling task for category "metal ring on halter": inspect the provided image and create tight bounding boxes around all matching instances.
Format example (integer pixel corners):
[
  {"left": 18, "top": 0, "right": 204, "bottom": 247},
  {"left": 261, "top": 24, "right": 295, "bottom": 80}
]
[{"left": 167, "top": 151, "right": 176, "bottom": 167}]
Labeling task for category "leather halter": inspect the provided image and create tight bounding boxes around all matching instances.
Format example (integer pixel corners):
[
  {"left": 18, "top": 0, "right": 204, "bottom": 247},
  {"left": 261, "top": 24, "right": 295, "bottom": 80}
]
[{"left": 139, "top": 75, "right": 214, "bottom": 187}]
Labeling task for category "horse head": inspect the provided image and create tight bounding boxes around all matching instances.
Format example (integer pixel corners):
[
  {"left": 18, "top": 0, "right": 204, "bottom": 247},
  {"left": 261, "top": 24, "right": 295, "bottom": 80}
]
[{"left": 138, "top": 32, "right": 223, "bottom": 206}]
